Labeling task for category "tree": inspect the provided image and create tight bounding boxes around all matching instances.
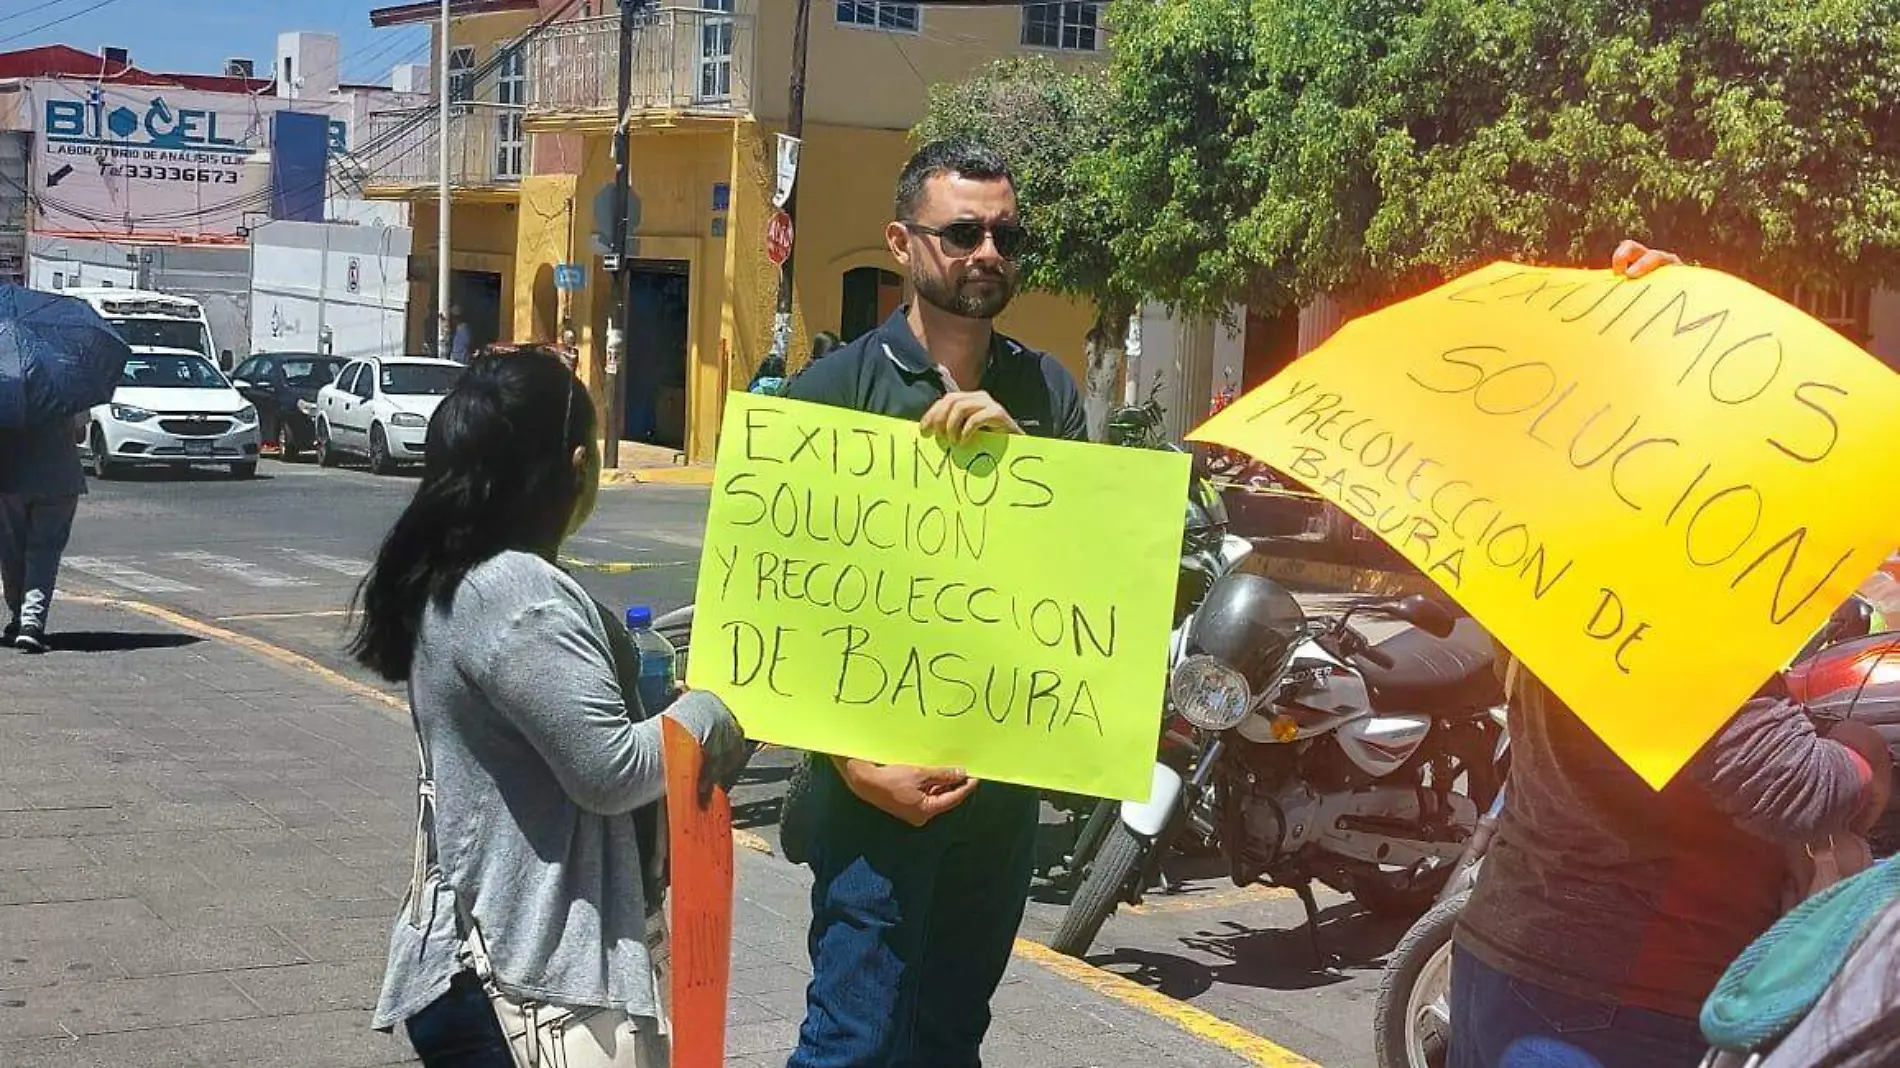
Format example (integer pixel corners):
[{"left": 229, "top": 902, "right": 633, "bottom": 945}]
[
  {"left": 1107, "top": 0, "right": 1900, "bottom": 305},
  {"left": 916, "top": 58, "right": 1140, "bottom": 441}
]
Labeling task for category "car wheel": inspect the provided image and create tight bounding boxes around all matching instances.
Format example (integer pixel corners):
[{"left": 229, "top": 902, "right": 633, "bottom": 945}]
[
  {"left": 88, "top": 425, "right": 120, "bottom": 480},
  {"left": 316, "top": 421, "right": 337, "bottom": 468},
  {"left": 369, "top": 424, "right": 394, "bottom": 476},
  {"left": 228, "top": 462, "right": 258, "bottom": 480}
]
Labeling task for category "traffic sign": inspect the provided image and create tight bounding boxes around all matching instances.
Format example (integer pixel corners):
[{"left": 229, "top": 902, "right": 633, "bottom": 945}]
[
  {"left": 555, "top": 263, "right": 586, "bottom": 291},
  {"left": 766, "top": 210, "right": 793, "bottom": 267}
]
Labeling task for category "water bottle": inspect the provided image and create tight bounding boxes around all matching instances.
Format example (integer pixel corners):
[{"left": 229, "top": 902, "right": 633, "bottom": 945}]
[{"left": 624, "top": 606, "right": 678, "bottom": 715}]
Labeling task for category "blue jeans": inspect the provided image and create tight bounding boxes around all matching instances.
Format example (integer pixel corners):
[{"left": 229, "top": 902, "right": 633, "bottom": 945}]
[
  {"left": 405, "top": 971, "right": 514, "bottom": 1068},
  {"left": 1449, "top": 946, "right": 1710, "bottom": 1068},
  {"left": 788, "top": 759, "right": 1040, "bottom": 1068}
]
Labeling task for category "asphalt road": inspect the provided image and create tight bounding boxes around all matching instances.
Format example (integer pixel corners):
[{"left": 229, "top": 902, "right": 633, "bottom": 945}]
[{"left": 53, "top": 456, "right": 1397, "bottom": 1068}]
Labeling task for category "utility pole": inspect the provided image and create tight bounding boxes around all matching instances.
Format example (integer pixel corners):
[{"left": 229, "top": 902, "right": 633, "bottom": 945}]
[
  {"left": 603, "top": 0, "right": 641, "bottom": 470},
  {"left": 436, "top": 0, "right": 452, "bottom": 360},
  {"left": 765, "top": 0, "right": 812, "bottom": 371}
]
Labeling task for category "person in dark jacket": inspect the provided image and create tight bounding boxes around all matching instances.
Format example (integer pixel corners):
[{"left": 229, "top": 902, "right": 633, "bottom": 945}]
[
  {"left": 1451, "top": 243, "right": 1894, "bottom": 1068},
  {"left": 0, "top": 413, "right": 87, "bottom": 653},
  {"left": 780, "top": 139, "right": 1088, "bottom": 1068}
]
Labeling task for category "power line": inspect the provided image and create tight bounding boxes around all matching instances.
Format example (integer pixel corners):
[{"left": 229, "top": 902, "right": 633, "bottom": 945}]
[
  {"left": 0, "top": 0, "right": 131, "bottom": 48},
  {"left": 0, "top": 0, "right": 75, "bottom": 29}
]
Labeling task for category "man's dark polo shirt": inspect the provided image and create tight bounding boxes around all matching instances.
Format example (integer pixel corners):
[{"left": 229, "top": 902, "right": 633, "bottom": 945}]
[{"left": 781, "top": 307, "right": 1089, "bottom": 443}]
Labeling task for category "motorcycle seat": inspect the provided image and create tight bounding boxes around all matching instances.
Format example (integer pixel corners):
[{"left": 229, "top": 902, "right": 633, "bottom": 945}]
[{"left": 1351, "top": 617, "right": 1504, "bottom": 712}]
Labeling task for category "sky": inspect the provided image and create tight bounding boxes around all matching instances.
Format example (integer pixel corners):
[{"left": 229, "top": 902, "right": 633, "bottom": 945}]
[{"left": 0, "top": 0, "right": 431, "bottom": 87}]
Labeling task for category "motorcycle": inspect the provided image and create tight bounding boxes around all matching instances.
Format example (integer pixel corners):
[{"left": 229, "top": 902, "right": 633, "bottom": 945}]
[
  {"left": 1371, "top": 597, "right": 1896, "bottom": 1068},
  {"left": 1049, "top": 571, "right": 1509, "bottom": 959}
]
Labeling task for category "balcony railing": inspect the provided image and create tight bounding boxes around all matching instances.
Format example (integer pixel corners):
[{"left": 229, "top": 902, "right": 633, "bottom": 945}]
[
  {"left": 529, "top": 8, "right": 755, "bottom": 117},
  {"left": 353, "top": 104, "right": 527, "bottom": 192}
]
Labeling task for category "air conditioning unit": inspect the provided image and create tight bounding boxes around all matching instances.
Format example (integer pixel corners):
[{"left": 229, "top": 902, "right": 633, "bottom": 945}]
[
  {"left": 225, "top": 58, "right": 256, "bottom": 79},
  {"left": 102, "top": 46, "right": 129, "bottom": 69}
]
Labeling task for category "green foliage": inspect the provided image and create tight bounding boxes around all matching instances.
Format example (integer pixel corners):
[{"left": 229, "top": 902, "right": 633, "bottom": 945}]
[
  {"left": 1108, "top": 0, "right": 1900, "bottom": 302},
  {"left": 915, "top": 57, "right": 1137, "bottom": 320}
]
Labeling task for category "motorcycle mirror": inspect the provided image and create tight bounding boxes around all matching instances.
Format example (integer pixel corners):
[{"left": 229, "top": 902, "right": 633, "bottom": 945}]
[
  {"left": 1831, "top": 596, "right": 1875, "bottom": 643},
  {"left": 1393, "top": 594, "right": 1457, "bottom": 639}
]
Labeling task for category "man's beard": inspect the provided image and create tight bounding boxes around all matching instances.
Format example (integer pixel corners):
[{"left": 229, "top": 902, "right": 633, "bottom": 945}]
[{"left": 912, "top": 264, "right": 1015, "bottom": 320}]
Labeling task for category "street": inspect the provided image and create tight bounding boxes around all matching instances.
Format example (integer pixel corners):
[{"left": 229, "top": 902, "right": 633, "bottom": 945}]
[{"left": 24, "top": 457, "right": 1405, "bottom": 1068}]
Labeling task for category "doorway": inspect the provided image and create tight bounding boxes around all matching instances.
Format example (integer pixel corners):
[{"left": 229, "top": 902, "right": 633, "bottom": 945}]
[
  {"left": 450, "top": 270, "right": 505, "bottom": 354},
  {"left": 622, "top": 260, "right": 690, "bottom": 448}
]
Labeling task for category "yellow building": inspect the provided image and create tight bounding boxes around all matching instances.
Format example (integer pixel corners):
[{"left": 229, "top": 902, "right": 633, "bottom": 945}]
[{"left": 360, "top": 0, "right": 1108, "bottom": 463}]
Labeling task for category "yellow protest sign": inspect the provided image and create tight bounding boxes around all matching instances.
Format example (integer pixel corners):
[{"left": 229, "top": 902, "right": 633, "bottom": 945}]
[
  {"left": 687, "top": 393, "right": 1191, "bottom": 801},
  {"left": 1192, "top": 263, "right": 1900, "bottom": 788}
]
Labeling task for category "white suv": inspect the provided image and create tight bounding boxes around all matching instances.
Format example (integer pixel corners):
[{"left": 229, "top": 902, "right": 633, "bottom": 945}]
[
  {"left": 314, "top": 356, "right": 461, "bottom": 475},
  {"left": 83, "top": 351, "right": 261, "bottom": 479}
]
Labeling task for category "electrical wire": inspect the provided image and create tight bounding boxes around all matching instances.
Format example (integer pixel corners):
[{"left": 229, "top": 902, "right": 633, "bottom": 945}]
[
  {"left": 13, "top": 0, "right": 592, "bottom": 237},
  {"left": 0, "top": 0, "right": 131, "bottom": 48},
  {"left": 0, "top": 0, "right": 75, "bottom": 29}
]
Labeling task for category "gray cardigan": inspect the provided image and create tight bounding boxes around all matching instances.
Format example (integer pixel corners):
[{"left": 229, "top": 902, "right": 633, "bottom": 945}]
[{"left": 372, "top": 550, "right": 729, "bottom": 1029}]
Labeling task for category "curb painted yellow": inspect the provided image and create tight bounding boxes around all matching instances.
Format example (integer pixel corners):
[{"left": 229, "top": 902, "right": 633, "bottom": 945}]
[
  {"left": 66, "top": 593, "right": 409, "bottom": 722},
  {"left": 599, "top": 466, "right": 716, "bottom": 487},
  {"left": 1012, "top": 940, "right": 1326, "bottom": 1067},
  {"left": 1125, "top": 883, "right": 1293, "bottom": 916},
  {"left": 557, "top": 557, "right": 692, "bottom": 576}
]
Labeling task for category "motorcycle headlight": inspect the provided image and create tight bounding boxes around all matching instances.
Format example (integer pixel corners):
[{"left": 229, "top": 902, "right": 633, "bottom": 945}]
[
  {"left": 234, "top": 405, "right": 259, "bottom": 425},
  {"left": 1170, "top": 654, "right": 1252, "bottom": 731},
  {"left": 390, "top": 412, "right": 428, "bottom": 428},
  {"left": 296, "top": 399, "right": 317, "bottom": 416},
  {"left": 109, "top": 403, "right": 155, "bottom": 423}
]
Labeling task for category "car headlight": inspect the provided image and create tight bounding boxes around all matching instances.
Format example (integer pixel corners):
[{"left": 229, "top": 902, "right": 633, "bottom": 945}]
[
  {"left": 109, "top": 403, "right": 155, "bottom": 423},
  {"left": 1169, "top": 654, "right": 1252, "bottom": 731},
  {"left": 390, "top": 412, "right": 428, "bottom": 428},
  {"left": 234, "top": 405, "right": 258, "bottom": 425}
]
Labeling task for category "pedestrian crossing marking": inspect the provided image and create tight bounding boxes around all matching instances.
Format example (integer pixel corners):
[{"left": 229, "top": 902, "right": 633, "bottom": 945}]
[
  {"left": 288, "top": 552, "right": 370, "bottom": 577},
  {"left": 163, "top": 551, "right": 316, "bottom": 589},
  {"left": 62, "top": 556, "right": 201, "bottom": 594}
]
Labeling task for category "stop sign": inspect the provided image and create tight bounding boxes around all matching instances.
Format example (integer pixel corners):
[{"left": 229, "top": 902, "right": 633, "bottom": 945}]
[{"left": 766, "top": 210, "right": 793, "bottom": 267}]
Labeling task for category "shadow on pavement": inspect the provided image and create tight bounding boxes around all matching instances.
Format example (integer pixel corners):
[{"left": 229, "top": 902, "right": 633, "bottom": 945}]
[
  {"left": 40, "top": 630, "right": 206, "bottom": 653},
  {"left": 1087, "top": 902, "right": 1409, "bottom": 999}
]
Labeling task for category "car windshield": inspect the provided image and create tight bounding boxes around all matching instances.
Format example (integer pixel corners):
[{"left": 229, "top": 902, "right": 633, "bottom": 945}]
[
  {"left": 119, "top": 354, "right": 228, "bottom": 389},
  {"left": 381, "top": 364, "right": 460, "bottom": 396},
  {"left": 277, "top": 357, "right": 347, "bottom": 389},
  {"left": 107, "top": 318, "right": 213, "bottom": 358}
]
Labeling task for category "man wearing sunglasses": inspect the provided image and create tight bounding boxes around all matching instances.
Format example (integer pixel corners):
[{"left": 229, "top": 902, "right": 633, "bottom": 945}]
[{"left": 779, "top": 139, "right": 1088, "bottom": 1068}]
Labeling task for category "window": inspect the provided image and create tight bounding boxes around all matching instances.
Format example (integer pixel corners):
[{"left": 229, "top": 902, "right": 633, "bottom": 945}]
[
  {"left": 836, "top": 1, "right": 919, "bottom": 32},
  {"left": 447, "top": 45, "right": 476, "bottom": 103},
  {"left": 1022, "top": 2, "right": 1102, "bottom": 51},
  {"left": 495, "top": 46, "right": 526, "bottom": 179},
  {"left": 698, "top": 0, "right": 735, "bottom": 101}
]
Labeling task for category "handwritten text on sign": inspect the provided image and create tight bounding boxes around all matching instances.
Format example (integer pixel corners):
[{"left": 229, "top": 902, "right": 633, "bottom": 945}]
[
  {"left": 1191, "top": 264, "right": 1900, "bottom": 788},
  {"left": 687, "top": 393, "right": 1190, "bottom": 801}
]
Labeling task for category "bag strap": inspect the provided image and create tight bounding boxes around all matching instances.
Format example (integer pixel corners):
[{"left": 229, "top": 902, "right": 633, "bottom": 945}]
[{"left": 403, "top": 680, "right": 441, "bottom": 931}]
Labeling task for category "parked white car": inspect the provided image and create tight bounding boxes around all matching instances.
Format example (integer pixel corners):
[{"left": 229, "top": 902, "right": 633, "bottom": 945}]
[
  {"left": 83, "top": 351, "right": 262, "bottom": 480},
  {"left": 314, "top": 356, "right": 462, "bottom": 475}
]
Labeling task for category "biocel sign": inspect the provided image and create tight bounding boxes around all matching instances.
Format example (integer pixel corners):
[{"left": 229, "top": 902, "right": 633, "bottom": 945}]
[{"left": 34, "top": 83, "right": 348, "bottom": 239}]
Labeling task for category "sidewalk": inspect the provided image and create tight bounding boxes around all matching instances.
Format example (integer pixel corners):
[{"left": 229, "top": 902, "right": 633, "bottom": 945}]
[{"left": 0, "top": 599, "right": 1281, "bottom": 1068}]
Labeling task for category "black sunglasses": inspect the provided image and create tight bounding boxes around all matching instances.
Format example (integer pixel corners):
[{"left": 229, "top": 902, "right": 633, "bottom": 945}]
[{"left": 905, "top": 220, "right": 1029, "bottom": 260}]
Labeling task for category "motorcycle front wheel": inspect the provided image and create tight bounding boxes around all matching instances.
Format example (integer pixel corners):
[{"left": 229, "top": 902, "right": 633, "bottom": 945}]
[
  {"left": 1373, "top": 889, "right": 1466, "bottom": 1068},
  {"left": 1049, "top": 820, "right": 1148, "bottom": 958}
]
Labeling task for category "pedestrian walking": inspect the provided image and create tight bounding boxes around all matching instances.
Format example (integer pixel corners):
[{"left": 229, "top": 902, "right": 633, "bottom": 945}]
[
  {"left": 777, "top": 139, "right": 1089, "bottom": 1068},
  {"left": 0, "top": 413, "right": 87, "bottom": 654},
  {"left": 450, "top": 306, "right": 473, "bottom": 364},
  {"left": 351, "top": 346, "right": 748, "bottom": 1068}
]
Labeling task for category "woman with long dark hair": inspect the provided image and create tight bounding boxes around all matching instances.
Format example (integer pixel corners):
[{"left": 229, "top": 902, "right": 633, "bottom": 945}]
[{"left": 355, "top": 348, "right": 744, "bottom": 1067}]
